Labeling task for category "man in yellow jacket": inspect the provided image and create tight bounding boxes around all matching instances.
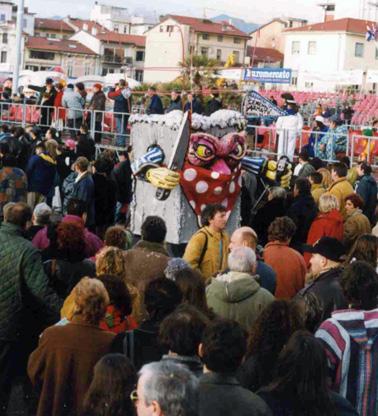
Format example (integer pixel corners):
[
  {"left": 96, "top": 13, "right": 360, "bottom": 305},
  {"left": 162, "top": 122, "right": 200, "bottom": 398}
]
[
  {"left": 328, "top": 162, "right": 354, "bottom": 218},
  {"left": 184, "top": 204, "right": 229, "bottom": 281}
]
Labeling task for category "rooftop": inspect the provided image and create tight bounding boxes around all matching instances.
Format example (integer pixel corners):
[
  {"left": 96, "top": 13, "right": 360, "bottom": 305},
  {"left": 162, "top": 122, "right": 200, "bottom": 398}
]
[
  {"left": 35, "top": 18, "right": 75, "bottom": 33},
  {"left": 246, "top": 46, "right": 284, "bottom": 62},
  {"left": 66, "top": 17, "right": 108, "bottom": 34},
  {"left": 285, "top": 17, "right": 374, "bottom": 35},
  {"left": 163, "top": 14, "right": 250, "bottom": 38},
  {"left": 96, "top": 32, "right": 146, "bottom": 47},
  {"left": 26, "top": 36, "right": 97, "bottom": 55}
]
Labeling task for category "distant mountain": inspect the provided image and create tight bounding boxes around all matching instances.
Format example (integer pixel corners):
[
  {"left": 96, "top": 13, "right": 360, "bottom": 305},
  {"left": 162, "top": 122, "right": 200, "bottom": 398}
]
[{"left": 211, "top": 14, "right": 259, "bottom": 34}]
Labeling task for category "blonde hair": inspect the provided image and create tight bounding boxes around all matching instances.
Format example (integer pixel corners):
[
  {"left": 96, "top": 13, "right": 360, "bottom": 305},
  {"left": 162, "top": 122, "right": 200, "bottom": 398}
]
[
  {"left": 317, "top": 167, "right": 332, "bottom": 189},
  {"left": 96, "top": 246, "right": 126, "bottom": 278},
  {"left": 318, "top": 193, "right": 340, "bottom": 213},
  {"left": 45, "top": 139, "right": 59, "bottom": 161},
  {"left": 73, "top": 277, "right": 109, "bottom": 325}
]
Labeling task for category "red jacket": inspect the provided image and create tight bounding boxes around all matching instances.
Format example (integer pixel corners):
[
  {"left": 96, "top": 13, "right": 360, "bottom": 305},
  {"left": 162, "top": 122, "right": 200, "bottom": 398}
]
[
  {"left": 304, "top": 209, "right": 344, "bottom": 266},
  {"left": 264, "top": 241, "right": 306, "bottom": 299}
]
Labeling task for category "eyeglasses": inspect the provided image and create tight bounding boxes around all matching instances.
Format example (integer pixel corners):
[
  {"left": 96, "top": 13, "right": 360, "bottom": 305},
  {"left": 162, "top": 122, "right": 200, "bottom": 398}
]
[{"left": 130, "top": 389, "right": 138, "bottom": 404}]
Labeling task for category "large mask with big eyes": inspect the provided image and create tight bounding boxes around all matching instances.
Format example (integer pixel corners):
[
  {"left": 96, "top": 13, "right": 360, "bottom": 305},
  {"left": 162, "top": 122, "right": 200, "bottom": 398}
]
[{"left": 187, "top": 132, "right": 246, "bottom": 173}]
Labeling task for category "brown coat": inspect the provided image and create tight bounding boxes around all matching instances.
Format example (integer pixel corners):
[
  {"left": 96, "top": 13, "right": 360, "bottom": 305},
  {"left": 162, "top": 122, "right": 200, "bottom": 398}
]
[
  {"left": 28, "top": 317, "right": 115, "bottom": 416},
  {"left": 343, "top": 209, "right": 372, "bottom": 250},
  {"left": 263, "top": 241, "right": 306, "bottom": 299},
  {"left": 124, "top": 240, "right": 169, "bottom": 292}
]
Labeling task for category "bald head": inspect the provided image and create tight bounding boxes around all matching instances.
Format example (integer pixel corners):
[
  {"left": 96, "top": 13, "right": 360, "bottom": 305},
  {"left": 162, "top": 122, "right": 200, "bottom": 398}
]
[{"left": 229, "top": 227, "right": 258, "bottom": 252}]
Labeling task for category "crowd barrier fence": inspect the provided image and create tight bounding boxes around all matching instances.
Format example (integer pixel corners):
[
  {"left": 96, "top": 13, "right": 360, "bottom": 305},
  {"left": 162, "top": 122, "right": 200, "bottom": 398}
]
[{"left": 1, "top": 102, "right": 377, "bottom": 166}]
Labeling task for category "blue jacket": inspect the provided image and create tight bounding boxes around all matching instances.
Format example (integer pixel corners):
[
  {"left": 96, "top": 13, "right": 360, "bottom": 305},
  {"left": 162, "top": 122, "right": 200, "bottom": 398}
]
[
  {"left": 26, "top": 153, "right": 56, "bottom": 196},
  {"left": 184, "top": 98, "right": 204, "bottom": 114},
  {"left": 356, "top": 174, "right": 377, "bottom": 225},
  {"left": 108, "top": 87, "right": 132, "bottom": 115},
  {"left": 256, "top": 261, "right": 276, "bottom": 295},
  {"left": 148, "top": 94, "right": 164, "bottom": 115},
  {"left": 72, "top": 172, "right": 95, "bottom": 226}
]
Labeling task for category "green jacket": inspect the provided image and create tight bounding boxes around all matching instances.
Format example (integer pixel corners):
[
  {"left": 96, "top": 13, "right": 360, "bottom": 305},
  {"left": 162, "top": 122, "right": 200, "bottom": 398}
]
[
  {"left": 0, "top": 223, "right": 62, "bottom": 342},
  {"left": 206, "top": 271, "right": 275, "bottom": 330}
]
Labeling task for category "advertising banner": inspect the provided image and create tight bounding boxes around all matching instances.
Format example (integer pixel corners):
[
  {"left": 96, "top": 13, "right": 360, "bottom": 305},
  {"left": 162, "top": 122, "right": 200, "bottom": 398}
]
[{"left": 244, "top": 67, "right": 292, "bottom": 84}]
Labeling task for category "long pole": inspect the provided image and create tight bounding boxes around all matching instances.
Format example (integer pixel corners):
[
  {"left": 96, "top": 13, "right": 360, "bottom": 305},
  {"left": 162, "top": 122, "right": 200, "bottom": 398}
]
[{"left": 12, "top": 0, "right": 24, "bottom": 95}]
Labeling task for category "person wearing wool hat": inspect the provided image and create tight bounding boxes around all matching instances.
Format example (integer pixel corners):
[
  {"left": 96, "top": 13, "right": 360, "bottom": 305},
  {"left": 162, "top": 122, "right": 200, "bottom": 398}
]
[
  {"left": 298, "top": 237, "right": 348, "bottom": 321},
  {"left": 88, "top": 83, "right": 106, "bottom": 143}
]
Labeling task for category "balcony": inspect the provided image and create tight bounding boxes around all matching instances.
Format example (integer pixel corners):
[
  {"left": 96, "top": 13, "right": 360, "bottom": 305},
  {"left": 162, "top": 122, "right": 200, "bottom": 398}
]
[{"left": 102, "top": 54, "right": 125, "bottom": 64}]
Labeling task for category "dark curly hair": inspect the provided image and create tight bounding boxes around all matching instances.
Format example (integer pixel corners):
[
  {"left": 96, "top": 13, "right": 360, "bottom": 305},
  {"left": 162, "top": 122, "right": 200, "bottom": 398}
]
[
  {"left": 341, "top": 261, "right": 378, "bottom": 310},
  {"left": 141, "top": 216, "right": 167, "bottom": 243},
  {"left": 201, "top": 319, "right": 247, "bottom": 373},
  {"left": 56, "top": 221, "right": 86, "bottom": 262},
  {"left": 267, "top": 216, "right": 297, "bottom": 242},
  {"left": 159, "top": 304, "right": 210, "bottom": 356},
  {"left": 243, "top": 300, "right": 304, "bottom": 391},
  {"left": 345, "top": 193, "right": 364, "bottom": 209}
]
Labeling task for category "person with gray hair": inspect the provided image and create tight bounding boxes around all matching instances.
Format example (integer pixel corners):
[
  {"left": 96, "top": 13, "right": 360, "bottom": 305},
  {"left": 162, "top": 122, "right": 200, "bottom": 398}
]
[
  {"left": 206, "top": 247, "right": 274, "bottom": 330},
  {"left": 25, "top": 202, "right": 53, "bottom": 240},
  {"left": 133, "top": 361, "right": 199, "bottom": 416}
]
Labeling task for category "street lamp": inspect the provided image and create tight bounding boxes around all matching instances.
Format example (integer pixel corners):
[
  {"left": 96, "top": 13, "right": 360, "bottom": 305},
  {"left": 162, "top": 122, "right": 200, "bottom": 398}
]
[{"left": 12, "top": 0, "right": 24, "bottom": 95}]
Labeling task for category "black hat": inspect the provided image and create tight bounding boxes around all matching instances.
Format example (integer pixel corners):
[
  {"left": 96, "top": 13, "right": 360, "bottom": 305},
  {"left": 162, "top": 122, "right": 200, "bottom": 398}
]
[
  {"left": 45, "top": 77, "right": 54, "bottom": 84},
  {"left": 303, "top": 237, "right": 346, "bottom": 262}
]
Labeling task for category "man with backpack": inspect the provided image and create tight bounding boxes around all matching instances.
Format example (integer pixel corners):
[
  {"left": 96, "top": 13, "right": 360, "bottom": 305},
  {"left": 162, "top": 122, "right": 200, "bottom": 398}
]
[{"left": 183, "top": 204, "right": 229, "bottom": 281}]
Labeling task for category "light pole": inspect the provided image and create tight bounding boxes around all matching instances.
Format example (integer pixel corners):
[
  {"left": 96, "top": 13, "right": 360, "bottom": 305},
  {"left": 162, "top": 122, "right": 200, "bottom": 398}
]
[{"left": 12, "top": 0, "right": 24, "bottom": 95}]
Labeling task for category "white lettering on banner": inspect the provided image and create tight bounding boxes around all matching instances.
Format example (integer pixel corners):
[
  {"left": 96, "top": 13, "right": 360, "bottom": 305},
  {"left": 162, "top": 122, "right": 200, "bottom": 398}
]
[{"left": 244, "top": 68, "right": 292, "bottom": 83}]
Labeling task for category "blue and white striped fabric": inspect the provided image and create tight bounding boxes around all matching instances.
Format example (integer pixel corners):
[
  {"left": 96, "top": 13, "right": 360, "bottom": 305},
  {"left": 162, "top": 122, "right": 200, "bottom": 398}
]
[
  {"left": 241, "top": 156, "right": 266, "bottom": 176},
  {"left": 131, "top": 145, "right": 165, "bottom": 174}
]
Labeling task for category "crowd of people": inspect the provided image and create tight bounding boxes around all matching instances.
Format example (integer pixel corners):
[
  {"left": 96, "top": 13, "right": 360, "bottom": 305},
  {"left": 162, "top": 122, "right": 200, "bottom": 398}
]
[{"left": 1, "top": 79, "right": 378, "bottom": 416}]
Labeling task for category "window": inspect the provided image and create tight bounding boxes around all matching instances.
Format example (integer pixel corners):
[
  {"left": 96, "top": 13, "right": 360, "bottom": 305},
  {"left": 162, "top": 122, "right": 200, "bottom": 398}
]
[
  {"left": 135, "top": 69, "right": 144, "bottom": 82},
  {"left": 49, "top": 33, "right": 56, "bottom": 39},
  {"left": 291, "top": 41, "right": 300, "bottom": 55},
  {"left": 305, "top": 81, "right": 314, "bottom": 88},
  {"left": 123, "top": 26, "right": 128, "bottom": 34},
  {"left": 136, "top": 50, "right": 145, "bottom": 61},
  {"left": 202, "top": 33, "right": 209, "bottom": 40},
  {"left": 114, "top": 24, "right": 119, "bottom": 33},
  {"left": 30, "top": 50, "right": 55, "bottom": 60},
  {"left": 233, "top": 50, "right": 240, "bottom": 63},
  {"left": 217, "top": 35, "right": 223, "bottom": 42},
  {"left": 355, "top": 42, "right": 364, "bottom": 57},
  {"left": 159, "top": 25, "right": 164, "bottom": 32},
  {"left": 201, "top": 47, "right": 208, "bottom": 57},
  {"left": 84, "top": 62, "right": 91, "bottom": 75},
  {"left": 0, "top": 51, "right": 6, "bottom": 63},
  {"left": 216, "top": 49, "right": 222, "bottom": 60},
  {"left": 0, "top": 14, "right": 5, "bottom": 22},
  {"left": 125, "top": 56, "right": 133, "bottom": 64},
  {"left": 307, "top": 41, "right": 316, "bottom": 55},
  {"left": 233, "top": 37, "right": 241, "bottom": 44},
  {"left": 166, "top": 25, "right": 174, "bottom": 33},
  {"left": 2, "top": 33, "right": 7, "bottom": 44},
  {"left": 291, "top": 76, "right": 298, "bottom": 86},
  {"left": 67, "top": 62, "right": 73, "bottom": 77}
]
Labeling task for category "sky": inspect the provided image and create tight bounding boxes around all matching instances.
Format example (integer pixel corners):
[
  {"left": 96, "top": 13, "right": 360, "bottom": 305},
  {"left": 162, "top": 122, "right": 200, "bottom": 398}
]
[{"left": 26, "top": 0, "right": 325, "bottom": 24}]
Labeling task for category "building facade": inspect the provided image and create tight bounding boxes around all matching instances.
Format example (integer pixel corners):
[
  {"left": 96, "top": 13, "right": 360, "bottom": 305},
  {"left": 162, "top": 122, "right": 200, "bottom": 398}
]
[
  {"left": 70, "top": 30, "right": 145, "bottom": 79},
  {"left": 249, "top": 18, "right": 307, "bottom": 54},
  {"left": 283, "top": 18, "right": 378, "bottom": 92},
  {"left": 144, "top": 14, "right": 249, "bottom": 83},
  {"left": 24, "top": 36, "right": 99, "bottom": 77}
]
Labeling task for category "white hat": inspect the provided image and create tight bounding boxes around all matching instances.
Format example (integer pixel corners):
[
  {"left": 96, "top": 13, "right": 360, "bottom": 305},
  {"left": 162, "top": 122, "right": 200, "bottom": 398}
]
[{"left": 315, "top": 115, "right": 325, "bottom": 123}]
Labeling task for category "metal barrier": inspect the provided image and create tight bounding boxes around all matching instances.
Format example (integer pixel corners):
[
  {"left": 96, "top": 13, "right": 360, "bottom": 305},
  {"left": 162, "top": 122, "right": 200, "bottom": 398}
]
[
  {"left": 247, "top": 124, "right": 340, "bottom": 164},
  {"left": 0, "top": 101, "right": 133, "bottom": 150},
  {"left": 0, "top": 102, "right": 375, "bottom": 164}
]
